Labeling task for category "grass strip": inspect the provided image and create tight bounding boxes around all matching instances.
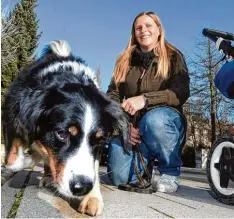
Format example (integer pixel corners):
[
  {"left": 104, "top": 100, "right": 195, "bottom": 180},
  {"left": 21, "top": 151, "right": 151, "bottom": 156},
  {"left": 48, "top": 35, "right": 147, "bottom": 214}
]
[{"left": 7, "top": 170, "right": 32, "bottom": 218}]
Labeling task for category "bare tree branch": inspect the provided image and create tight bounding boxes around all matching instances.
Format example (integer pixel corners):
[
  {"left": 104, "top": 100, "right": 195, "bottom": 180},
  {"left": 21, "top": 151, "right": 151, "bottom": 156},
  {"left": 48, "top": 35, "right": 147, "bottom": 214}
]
[{"left": 186, "top": 34, "right": 233, "bottom": 146}]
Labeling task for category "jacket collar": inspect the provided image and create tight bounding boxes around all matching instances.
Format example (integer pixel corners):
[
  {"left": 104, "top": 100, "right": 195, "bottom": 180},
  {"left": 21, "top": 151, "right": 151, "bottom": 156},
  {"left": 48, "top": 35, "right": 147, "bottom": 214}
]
[{"left": 130, "top": 47, "right": 157, "bottom": 69}]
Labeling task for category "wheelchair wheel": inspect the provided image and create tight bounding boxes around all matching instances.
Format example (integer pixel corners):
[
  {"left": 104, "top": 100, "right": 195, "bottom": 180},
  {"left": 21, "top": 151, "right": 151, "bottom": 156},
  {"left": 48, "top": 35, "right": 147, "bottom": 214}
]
[{"left": 206, "top": 137, "right": 234, "bottom": 205}]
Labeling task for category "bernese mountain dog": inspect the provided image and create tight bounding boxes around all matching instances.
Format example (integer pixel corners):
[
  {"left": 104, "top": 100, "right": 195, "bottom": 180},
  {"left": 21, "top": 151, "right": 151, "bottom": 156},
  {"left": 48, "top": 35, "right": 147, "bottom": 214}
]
[{"left": 2, "top": 41, "right": 129, "bottom": 216}]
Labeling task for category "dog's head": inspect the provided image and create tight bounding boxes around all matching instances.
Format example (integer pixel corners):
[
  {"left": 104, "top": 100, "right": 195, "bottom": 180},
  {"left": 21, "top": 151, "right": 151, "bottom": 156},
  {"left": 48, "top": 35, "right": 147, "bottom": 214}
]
[{"left": 28, "top": 41, "right": 130, "bottom": 197}]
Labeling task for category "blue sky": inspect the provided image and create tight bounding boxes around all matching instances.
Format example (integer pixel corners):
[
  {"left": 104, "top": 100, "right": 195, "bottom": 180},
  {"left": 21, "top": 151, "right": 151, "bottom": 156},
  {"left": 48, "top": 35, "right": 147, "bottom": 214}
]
[{"left": 4, "top": 0, "right": 234, "bottom": 91}]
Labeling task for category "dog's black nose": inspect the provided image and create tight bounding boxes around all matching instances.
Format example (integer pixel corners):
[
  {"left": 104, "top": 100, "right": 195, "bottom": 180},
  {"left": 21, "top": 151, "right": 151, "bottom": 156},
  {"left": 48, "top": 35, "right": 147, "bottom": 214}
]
[{"left": 69, "top": 175, "right": 93, "bottom": 196}]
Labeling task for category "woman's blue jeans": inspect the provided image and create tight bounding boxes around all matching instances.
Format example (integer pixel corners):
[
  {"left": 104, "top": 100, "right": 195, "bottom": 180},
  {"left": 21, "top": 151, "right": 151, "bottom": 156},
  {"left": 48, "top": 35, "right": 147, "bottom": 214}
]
[{"left": 107, "top": 106, "right": 185, "bottom": 186}]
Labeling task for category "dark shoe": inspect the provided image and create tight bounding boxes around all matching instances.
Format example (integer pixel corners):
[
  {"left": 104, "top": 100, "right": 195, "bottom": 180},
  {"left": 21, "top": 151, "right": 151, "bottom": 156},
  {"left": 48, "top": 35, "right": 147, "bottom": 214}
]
[{"left": 118, "top": 180, "right": 155, "bottom": 194}]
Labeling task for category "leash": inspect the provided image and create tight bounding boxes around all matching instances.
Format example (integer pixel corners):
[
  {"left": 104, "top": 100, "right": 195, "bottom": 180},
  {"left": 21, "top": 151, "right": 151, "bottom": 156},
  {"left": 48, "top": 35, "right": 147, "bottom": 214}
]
[
  {"left": 118, "top": 66, "right": 154, "bottom": 193},
  {"left": 131, "top": 112, "right": 151, "bottom": 188},
  {"left": 131, "top": 67, "right": 153, "bottom": 187}
]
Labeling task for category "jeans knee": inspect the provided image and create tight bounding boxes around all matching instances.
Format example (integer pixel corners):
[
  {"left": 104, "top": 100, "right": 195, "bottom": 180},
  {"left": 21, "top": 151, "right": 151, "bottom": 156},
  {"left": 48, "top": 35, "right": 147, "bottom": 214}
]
[
  {"left": 145, "top": 107, "right": 172, "bottom": 124},
  {"left": 140, "top": 107, "right": 183, "bottom": 137}
]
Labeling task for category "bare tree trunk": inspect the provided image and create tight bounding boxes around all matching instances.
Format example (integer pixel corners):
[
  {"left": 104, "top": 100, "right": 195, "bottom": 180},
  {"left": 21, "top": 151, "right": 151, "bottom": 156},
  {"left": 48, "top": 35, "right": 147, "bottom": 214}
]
[
  {"left": 210, "top": 105, "right": 216, "bottom": 143},
  {"left": 207, "top": 40, "right": 216, "bottom": 144}
]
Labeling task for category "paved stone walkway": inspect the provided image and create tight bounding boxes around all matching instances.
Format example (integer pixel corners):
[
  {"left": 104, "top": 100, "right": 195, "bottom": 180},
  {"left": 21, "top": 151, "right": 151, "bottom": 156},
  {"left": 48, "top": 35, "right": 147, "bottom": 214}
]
[{"left": 1, "top": 164, "right": 234, "bottom": 218}]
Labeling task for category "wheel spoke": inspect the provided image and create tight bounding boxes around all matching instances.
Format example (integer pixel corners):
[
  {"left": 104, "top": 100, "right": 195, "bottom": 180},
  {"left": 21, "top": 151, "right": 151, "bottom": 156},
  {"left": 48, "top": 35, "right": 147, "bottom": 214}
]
[
  {"left": 214, "top": 162, "right": 221, "bottom": 171},
  {"left": 230, "top": 147, "right": 234, "bottom": 158},
  {"left": 220, "top": 169, "right": 229, "bottom": 188},
  {"left": 222, "top": 147, "right": 232, "bottom": 160}
]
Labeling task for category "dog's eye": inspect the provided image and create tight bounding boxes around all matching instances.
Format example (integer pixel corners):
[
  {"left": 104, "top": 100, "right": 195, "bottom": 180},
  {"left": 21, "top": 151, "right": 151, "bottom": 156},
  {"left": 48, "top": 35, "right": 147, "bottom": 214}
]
[
  {"left": 56, "top": 130, "right": 69, "bottom": 141},
  {"left": 68, "top": 126, "right": 79, "bottom": 136},
  {"left": 96, "top": 129, "right": 103, "bottom": 139}
]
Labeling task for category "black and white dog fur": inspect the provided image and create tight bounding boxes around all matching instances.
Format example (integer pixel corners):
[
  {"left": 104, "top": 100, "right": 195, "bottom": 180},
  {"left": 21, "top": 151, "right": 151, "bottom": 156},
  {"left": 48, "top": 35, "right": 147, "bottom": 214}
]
[{"left": 2, "top": 41, "right": 129, "bottom": 216}]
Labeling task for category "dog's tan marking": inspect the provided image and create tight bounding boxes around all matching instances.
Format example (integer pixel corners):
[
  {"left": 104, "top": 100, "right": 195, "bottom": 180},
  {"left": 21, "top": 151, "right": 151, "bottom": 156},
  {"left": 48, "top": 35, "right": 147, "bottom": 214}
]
[
  {"left": 35, "top": 140, "right": 49, "bottom": 156},
  {"left": 34, "top": 141, "right": 58, "bottom": 182},
  {"left": 68, "top": 126, "right": 79, "bottom": 136},
  {"left": 56, "top": 163, "right": 65, "bottom": 184},
  {"left": 34, "top": 141, "right": 65, "bottom": 185},
  {"left": 7, "top": 138, "right": 22, "bottom": 165},
  {"left": 46, "top": 149, "right": 58, "bottom": 182},
  {"left": 39, "top": 164, "right": 53, "bottom": 188},
  {"left": 95, "top": 129, "right": 103, "bottom": 138},
  {"left": 44, "top": 164, "right": 51, "bottom": 175}
]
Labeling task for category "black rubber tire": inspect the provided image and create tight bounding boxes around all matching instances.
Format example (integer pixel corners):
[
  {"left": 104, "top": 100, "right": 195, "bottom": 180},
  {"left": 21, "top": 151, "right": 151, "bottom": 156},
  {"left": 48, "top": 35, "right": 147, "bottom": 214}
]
[{"left": 206, "top": 137, "right": 234, "bottom": 205}]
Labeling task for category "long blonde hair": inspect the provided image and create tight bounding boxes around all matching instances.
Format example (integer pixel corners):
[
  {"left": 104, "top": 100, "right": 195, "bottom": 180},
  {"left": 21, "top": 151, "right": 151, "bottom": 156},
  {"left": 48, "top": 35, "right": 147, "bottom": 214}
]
[{"left": 113, "top": 12, "right": 186, "bottom": 84}]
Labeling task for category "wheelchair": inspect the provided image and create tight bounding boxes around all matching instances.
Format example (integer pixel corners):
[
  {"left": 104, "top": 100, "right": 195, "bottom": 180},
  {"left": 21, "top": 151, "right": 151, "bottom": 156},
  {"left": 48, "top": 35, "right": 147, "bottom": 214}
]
[{"left": 202, "top": 28, "right": 234, "bottom": 205}]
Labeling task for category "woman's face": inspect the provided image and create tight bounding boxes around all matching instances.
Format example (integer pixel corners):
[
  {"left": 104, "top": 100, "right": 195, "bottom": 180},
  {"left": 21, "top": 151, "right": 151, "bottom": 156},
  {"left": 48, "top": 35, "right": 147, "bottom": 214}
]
[{"left": 134, "top": 15, "right": 160, "bottom": 52}]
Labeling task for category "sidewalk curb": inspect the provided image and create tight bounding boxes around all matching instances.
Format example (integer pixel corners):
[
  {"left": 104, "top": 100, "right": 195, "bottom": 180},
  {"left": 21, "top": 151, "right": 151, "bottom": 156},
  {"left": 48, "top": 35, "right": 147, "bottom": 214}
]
[{"left": 181, "top": 167, "right": 206, "bottom": 175}]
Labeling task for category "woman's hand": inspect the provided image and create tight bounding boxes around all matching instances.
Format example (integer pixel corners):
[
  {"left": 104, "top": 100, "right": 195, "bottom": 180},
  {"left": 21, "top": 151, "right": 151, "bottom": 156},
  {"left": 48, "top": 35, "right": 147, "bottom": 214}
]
[
  {"left": 121, "top": 95, "right": 145, "bottom": 115},
  {"left": 129, "top": 123, "right": 141, "bottom": 145}
]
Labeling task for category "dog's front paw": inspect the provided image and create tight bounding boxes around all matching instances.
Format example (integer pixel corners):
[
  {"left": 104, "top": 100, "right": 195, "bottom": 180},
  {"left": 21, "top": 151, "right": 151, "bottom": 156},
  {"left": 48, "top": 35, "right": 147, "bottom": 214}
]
[
  {"left": 78, "top": 195, "right": 104, "bottom": 216},
  {"left": 39, "top": 176, "right": 53, "bottom": 188}
]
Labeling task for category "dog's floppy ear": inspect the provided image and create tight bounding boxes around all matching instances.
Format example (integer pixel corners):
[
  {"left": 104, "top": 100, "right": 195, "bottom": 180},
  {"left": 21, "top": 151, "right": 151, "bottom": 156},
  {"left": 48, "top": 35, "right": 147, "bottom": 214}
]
[
  {"left": 16, "top": 91, "right": 46, "bottom": 140},
  {"left": 102, "top": 98, "right": 130, "bottom": 155}
]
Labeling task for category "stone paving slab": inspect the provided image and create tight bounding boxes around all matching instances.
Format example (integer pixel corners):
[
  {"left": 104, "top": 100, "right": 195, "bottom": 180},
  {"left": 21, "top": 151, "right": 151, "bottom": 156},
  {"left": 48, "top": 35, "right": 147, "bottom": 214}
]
[
  {"left": 1, "top": 171, "right": 28, "bottom": 218},
  {"left": 1, "top": 166, "right": 14, "bottom": 186},
  {"left": 152, "top": 182, "right": 234, "bottom": 218},
  {"left": 16, "top": 186, "right": 65, "bottom": 218},
  {"left": 100, "top": 181, "right": 234, "bottom": 218},
  {"left": 15, "top": 170, "right": 87, "bottom": 218},
  {"left": 1, "top": 180, "right": 20, "bottom": 218}
]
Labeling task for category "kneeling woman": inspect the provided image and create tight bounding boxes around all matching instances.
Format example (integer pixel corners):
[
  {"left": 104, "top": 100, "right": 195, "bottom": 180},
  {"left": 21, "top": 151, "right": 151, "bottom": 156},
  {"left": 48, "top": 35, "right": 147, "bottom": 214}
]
[{"left": 106, "top": 12, "right": 190, "bottom": 193}]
